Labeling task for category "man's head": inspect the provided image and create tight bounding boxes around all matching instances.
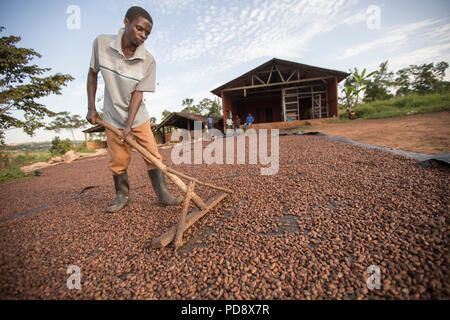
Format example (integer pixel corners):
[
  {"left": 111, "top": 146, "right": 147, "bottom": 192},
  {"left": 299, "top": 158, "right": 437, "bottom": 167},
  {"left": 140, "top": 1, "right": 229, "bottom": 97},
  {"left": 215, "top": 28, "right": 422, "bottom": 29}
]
[{"left": 123, "top": 6, "right": 153, "bottom": 47}]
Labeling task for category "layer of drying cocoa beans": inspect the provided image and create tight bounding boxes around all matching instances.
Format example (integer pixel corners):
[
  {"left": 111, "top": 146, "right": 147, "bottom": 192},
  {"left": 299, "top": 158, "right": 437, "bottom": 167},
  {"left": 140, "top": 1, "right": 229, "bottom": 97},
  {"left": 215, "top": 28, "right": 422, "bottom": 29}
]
[{"left": 0, "top": 134, "right": 448, "bottom": 299}]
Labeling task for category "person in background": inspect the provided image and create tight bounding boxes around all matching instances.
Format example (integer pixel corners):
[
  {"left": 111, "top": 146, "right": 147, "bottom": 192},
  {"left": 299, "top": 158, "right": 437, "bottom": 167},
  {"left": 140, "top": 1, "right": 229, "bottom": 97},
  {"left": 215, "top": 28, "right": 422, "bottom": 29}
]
[
  {"left": 243, "top": 113, "right": 254, "bottom": 131},
  {"left": 234, "top": 115, "right": 241, "bottom": 135},
  {"left": 205, "top": 114, "right": 215, "bottom": 140},
  {"left": 206, "top": 114, "right": 214, "bottom": 132},
  {"left": 226, "top": 117, "right": 233, "bottom": 135}
]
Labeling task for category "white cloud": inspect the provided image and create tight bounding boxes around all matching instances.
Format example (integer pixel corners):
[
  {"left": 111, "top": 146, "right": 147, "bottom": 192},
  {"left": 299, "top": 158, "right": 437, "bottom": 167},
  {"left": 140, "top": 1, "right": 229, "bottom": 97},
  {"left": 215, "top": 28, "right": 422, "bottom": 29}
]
[
  {"left": 388, "top": 43, "right": 450, "bottom": 70},
  {"left": 161, "top": 0, "right": 360, "bottom": 67},
  {"left": 343, "top": 10, "right": 367, "bottom": 26},
  {"left": 425, "top": 23, "right": 450, "bottom": 43},
  {"left": 336, "top": 19, "right": 442, "bottom": 60}
]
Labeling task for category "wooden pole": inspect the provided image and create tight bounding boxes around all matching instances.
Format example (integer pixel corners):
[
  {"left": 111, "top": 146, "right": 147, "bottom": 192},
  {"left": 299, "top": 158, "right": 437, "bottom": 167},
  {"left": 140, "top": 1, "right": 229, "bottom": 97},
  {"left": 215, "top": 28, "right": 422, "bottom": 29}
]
[
  {"left": 165, "top": 167, "right": 232, "bottom": 194},
  {"left": 174, "top": 181, "right": 195, "bottom": 249}
]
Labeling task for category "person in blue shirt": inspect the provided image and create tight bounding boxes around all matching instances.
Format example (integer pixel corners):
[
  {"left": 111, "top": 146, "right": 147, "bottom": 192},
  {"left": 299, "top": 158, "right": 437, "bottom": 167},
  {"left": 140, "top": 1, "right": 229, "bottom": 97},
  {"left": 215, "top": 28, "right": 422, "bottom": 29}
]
[
  {"left": 206, "top": 115, "right": 214, "bottom": 130},
  {"left": 204, "top": 114, "right": 215, "bottom": 140},
  {"left": 243, "top": 113, "right": 254, "bottom": 131}
]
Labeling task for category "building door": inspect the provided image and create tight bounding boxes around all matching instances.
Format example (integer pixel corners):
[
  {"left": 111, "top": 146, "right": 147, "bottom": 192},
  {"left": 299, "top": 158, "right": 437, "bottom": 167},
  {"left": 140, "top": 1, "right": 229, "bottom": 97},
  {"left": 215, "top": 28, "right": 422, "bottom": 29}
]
[
  {"left": 265, "top": 108, "right": 273, "bottom": 122},
  {"left": 298, "top": 97, "right": 312, "bottom": 120}
]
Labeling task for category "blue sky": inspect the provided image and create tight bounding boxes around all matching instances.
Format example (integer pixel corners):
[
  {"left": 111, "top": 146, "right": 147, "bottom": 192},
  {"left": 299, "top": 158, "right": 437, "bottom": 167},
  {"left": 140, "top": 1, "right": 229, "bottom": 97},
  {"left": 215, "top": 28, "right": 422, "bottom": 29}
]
[{"left": 1, "top": 0, "right": 450, "bottom": 143}]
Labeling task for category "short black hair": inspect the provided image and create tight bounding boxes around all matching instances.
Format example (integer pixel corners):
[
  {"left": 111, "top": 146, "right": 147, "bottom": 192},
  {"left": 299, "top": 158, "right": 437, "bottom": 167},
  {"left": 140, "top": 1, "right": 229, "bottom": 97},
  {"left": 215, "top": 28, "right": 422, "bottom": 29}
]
[{"left": 125, "top": 6, "right": 153, "bottom": 25}]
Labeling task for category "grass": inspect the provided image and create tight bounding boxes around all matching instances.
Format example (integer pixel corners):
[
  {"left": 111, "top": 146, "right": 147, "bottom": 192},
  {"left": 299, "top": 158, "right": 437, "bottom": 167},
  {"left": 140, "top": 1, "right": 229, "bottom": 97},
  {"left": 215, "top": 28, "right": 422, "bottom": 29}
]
[
  {"left": 354, "top": 92, "right": 450, "bottom": 120},
  {"left": 72, "top": 146, "right": 96, "bottom": 154},
  {"left": 0, "top": 166, "right": 33, "bottom": 185},
  {"left": 296, "top": 124, "right": 312, "bottom": 131},
  {"left": 12, "top": 151, "right": 53, "bottom": 166},
  {"left": 0, "top": 145, "right": 97, "bottom": 185},
  {"left": 9, "top": 146, "right": 95, "bottom": 167}
]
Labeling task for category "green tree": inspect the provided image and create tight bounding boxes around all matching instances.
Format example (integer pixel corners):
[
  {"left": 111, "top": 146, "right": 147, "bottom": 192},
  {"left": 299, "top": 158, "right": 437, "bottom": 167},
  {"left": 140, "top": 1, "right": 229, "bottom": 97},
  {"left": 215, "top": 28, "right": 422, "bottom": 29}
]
[
  {"left": 161, "top": 109, "right": 172, "bottom": 120},
  {"left": 364, "top": 60, "right": 394, "bottom": 101},
  {"left": 395, "top": 67, "right": 412, "bottom": 96},
  {"left": 200, "top": 97, "right": 222, "bottom": 117},
  {"left": 180, "top": 97, "right": 223, "bottom": 116},
  {"left": 49, "top": 136, "right": 72, "bottom": 155},
  {"left": 181, "top": 97, "right": 203, "bottom": 114},
  {"left": 395, "top": 61, "right": 449, "bottom": 96},
  {"left": 182, "top": 98, "right": 193, "bottom": 108},
  {"left": 0, "top": 27, "right": 74, "bottom": 144},
  {"left": 341, "top": 67, "right": 377, "bottom": 113},
  {"left": 46, "top": 112, "right": 88, "bottom": 144},
  {"left": 149, "top": 116, "right": 157, "bottom": 123}
]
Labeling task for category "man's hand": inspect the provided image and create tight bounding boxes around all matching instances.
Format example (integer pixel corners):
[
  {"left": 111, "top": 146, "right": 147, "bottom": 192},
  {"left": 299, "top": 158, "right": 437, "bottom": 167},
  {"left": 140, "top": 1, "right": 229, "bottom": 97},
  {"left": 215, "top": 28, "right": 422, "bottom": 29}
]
[
  {"left": 120, "top": 126, "right": 132, "bottom": 142},
  {"left": 86, "top": 108, "right": 99, "bottom": 125},
  {"left": 121, "top": 90, "right": 143, "bottom": 142}
]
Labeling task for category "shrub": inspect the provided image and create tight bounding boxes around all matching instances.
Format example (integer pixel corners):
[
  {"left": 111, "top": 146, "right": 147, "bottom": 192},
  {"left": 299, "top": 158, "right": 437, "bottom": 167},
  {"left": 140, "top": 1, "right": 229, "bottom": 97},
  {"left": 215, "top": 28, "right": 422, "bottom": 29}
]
[
  {"left": 0, "top": 166, "right": 29, "bottom": 184},
  {"left": 49, "top": 137, "right": 72, "bottom": 155}
]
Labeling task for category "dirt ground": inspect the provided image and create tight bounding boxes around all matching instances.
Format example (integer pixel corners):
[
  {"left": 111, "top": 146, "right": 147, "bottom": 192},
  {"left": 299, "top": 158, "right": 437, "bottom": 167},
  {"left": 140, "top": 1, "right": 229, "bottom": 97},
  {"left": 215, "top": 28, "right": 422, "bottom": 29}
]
[{"left": 301, "top": 111, "right": 450, "bottom": 155}]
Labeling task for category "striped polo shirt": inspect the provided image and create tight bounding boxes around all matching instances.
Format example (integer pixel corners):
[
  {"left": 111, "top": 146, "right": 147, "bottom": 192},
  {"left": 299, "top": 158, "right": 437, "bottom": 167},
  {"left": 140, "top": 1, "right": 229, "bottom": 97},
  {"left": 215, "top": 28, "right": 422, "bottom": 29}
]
[{"left": 90, "top": 28, "right": 156, "bottom": 129}]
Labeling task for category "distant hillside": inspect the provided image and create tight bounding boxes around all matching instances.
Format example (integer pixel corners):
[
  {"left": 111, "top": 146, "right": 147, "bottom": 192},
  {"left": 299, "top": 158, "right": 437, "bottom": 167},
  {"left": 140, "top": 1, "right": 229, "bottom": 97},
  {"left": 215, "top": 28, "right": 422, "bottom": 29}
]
[{"left": 4, "top": 140, "right": 85, "bottom": 151}]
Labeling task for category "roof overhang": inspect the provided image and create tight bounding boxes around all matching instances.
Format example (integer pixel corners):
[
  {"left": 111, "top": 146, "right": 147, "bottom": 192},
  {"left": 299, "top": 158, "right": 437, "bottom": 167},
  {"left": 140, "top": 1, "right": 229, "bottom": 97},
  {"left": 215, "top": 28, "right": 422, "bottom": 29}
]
[{"left": 153, "top": 112, "right": 222, "bottom": 132}]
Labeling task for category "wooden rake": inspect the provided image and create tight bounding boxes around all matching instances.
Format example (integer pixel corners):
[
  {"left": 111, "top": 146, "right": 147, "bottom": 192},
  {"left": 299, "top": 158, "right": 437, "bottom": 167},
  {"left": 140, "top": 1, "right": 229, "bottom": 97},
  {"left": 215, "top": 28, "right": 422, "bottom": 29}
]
[{"left": 96, "top": 119, "right": 232, "bottom": 250}]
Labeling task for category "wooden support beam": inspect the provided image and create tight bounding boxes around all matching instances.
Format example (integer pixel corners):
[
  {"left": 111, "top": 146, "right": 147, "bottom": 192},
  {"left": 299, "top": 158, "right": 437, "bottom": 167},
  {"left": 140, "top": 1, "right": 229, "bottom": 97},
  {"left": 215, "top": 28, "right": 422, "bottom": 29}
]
[
  {"left": 254, "top": 74, "right": 265, "bottom": 85},
  {"left": 281, "top": 88, "right": 287, "bottom": 122},
  {"left": 286, "top": 71, "right": 296, "bottom": 82},
  {"left": 267, "top": 66, "right": 274, "bottom": 84},
  {"left": 275, "top": 66, "right": 285, "bottom": 82},
  {"left": 223, "top": 76, "right": 335, "bottom": 92}
]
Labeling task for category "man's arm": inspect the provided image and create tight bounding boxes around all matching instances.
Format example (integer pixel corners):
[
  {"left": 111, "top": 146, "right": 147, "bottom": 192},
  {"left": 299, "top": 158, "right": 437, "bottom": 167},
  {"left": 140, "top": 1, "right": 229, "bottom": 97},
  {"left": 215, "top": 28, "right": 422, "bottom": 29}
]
[
  {"left": 86, "top": 67, "right": 100, "bottom": 125},
  {"left": 120, "top": 90, "right": 143, "bottom": 141}
]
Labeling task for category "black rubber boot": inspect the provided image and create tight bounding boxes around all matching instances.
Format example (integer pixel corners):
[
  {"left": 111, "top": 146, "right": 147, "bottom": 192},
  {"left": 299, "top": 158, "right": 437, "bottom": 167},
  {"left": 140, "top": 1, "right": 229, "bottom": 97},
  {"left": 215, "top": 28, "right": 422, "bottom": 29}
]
[
  {"left": 106, "top": 172, "right": 130, "bottom": 213},
  {"left": 148, "top": 168, "right": 183, "bottom": 206}
]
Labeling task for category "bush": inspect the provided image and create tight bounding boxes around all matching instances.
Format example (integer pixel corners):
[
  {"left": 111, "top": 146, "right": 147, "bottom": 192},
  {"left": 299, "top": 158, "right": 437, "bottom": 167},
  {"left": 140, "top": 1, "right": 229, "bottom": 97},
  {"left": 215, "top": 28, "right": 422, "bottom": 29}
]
[
  {"left": 0, "top": 166, "right": 30, "bottom": 184},
  {"left": 49, "top": 137, "right": 72, "bottom": 155}
]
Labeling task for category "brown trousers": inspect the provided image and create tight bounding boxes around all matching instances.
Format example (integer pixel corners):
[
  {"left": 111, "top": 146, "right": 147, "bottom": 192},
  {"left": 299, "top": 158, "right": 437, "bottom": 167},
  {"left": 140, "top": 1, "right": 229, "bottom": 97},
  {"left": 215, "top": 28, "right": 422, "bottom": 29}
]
[{"left": 106, "top": 121, "right": 163, "bottom": 175}]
